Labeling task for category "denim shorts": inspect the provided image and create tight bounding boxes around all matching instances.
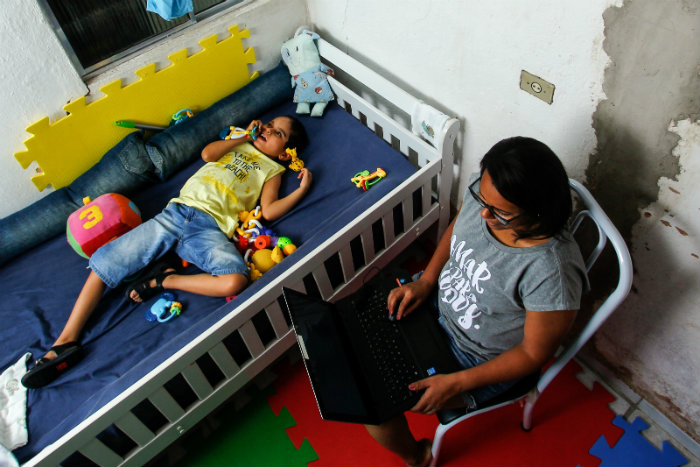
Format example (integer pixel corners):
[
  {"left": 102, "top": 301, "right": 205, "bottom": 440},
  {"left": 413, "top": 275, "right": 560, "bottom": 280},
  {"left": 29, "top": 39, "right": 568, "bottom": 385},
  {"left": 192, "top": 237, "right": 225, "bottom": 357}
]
[
  {"left": 90, "top": 203, "right": 248, "bottom": 288},
  {"left": 436, "top": 315, "right": 518, "bottom": 409}
]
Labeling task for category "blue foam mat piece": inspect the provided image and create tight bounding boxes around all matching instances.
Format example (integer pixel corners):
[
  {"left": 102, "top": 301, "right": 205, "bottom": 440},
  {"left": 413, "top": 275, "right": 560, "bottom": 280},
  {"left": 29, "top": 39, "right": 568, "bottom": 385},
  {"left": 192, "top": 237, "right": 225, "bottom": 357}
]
[{"left": 590, "top": 415, "right": 688, "bottom": 467}]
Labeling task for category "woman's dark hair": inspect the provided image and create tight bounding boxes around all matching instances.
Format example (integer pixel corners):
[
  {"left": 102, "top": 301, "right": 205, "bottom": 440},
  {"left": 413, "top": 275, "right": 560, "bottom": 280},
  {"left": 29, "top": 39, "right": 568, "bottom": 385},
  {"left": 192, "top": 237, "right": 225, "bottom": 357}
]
[
  {"left": 480, "top": 136, "right": 572, "bottom": 239},
  {"left": 284, "top": 115, "right": 310, "bottom": 153}
]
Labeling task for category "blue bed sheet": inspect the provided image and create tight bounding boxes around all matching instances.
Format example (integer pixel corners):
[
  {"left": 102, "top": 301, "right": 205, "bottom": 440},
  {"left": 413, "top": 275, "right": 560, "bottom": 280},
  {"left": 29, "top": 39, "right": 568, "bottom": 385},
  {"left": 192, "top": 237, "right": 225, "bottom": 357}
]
[{"left": 1, "top": 100, "right": 418, "bottom": 463}]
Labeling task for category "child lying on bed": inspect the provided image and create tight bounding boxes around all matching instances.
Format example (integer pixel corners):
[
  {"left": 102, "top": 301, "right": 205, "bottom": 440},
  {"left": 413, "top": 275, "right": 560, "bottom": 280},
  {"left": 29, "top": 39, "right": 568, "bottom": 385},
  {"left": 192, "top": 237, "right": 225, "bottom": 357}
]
[{"left": 21, "top": 116, "right": 311, "bottom": 389}]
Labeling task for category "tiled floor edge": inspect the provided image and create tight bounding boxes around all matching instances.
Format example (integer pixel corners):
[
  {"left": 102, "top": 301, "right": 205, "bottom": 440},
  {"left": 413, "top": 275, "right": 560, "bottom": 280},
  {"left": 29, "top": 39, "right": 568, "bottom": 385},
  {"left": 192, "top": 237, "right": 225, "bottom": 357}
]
[{"left": 576, "top": 351, "right": 700, "bottom": 461}]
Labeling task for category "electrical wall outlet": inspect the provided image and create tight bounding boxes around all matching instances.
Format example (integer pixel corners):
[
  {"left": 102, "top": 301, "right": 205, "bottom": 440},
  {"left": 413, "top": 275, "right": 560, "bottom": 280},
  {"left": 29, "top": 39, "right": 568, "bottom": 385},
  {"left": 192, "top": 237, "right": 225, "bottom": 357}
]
[{"left": 520, "top": 70, "right": 555, "bottom": 104}]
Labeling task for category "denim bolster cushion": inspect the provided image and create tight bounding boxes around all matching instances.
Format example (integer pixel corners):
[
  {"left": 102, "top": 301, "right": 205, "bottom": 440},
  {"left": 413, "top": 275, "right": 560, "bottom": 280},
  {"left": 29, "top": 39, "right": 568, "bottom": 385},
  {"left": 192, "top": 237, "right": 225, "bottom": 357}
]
[
  {"left": 0, "top": 63, "right": 290, "bottom": 266},
  {"left": 146, "top": 63, "right": 290, "bottom": 181}
]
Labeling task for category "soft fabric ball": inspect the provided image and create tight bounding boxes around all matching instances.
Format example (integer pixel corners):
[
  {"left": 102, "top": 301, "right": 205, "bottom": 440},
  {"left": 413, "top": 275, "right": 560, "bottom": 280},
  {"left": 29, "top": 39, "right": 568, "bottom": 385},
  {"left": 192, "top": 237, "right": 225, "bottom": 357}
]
[{"left": 67, "top": 193, "right": 141, "bottom": 258}]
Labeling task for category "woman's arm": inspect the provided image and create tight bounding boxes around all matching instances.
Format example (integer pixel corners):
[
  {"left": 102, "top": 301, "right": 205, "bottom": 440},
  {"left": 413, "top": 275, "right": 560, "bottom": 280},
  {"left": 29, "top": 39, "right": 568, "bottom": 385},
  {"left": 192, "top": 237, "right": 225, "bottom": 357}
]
[
  {"left": 259, "top": 168, "right": 313, "bottom": 221},
  {"left": 409, "top": 307, "right": 577, "bottom": 414},
  {"left": 388, "top": 211, "right": 459, "bottom": 320}
]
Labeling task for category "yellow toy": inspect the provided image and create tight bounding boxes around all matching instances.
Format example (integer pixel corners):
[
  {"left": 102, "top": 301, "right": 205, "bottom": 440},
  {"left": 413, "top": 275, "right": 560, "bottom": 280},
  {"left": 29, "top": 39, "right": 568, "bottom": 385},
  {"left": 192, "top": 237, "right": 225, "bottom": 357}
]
[
  {"left": 234, "top": 205, "right": 297, "bottom": 281},
  {"left": 244, "top": 247, "right": 278, "bottom": 281},
  {"left": 235, "top": 206, "right": 263, "bottom": 238},
  {"left": 244, "top": 244, "right": 295, "bottom": 282},
  {"left": 351, "top": 168, "right": 387, "bottom": 191},
  {"left": 286, "top": 147, "right": 304, "bottom": 172}
]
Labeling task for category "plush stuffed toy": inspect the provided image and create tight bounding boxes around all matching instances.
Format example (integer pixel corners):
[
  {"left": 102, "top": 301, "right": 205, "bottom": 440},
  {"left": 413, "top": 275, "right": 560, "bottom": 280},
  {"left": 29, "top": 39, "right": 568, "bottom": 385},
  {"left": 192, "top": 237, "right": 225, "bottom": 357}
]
[{"left": 281, "top": 30, "right": 334, "bottom": 117}]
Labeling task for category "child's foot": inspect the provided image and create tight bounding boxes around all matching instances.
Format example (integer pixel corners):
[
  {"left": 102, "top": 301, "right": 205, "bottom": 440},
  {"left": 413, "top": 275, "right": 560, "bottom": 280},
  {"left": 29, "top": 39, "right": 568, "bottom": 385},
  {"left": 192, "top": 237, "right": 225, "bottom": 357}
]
[
  {"left": 126, "top": 268, "right": 176, "bottom": 302},
  {"left": 21, "top": 341, "right": 84, "bottom": 388},
  {"left": 407, "top": 439, "right": 433, "bottom": 467}
]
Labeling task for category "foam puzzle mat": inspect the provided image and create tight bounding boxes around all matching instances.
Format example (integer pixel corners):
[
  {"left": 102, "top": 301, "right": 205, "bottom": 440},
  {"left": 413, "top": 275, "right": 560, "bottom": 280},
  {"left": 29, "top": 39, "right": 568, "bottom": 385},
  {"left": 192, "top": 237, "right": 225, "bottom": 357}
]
[
  {"left": 169, "top": 348, "right": 687, "bottom": 467},
  {"left": 265, "top": 358, "right": 688, "bottom": 467},
  {"left": 590, "top": 415, "right": 687, "bottom": 467},
  {"left": 176, "top": 384, "right": 317, "bottom": 467},
  {"left": 15, "top": 24, "right": 258, "bottom": 192}
]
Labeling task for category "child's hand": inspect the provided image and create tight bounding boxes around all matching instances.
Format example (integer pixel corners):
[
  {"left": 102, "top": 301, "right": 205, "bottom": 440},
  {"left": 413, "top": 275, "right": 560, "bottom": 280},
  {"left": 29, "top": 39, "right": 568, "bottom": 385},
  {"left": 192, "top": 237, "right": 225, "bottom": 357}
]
[
  {"left": 246, "top": 120, "right": 263, "bottom": 140},
  {"left": 297, "top": 168, "right": 312, "bottom": 193}
]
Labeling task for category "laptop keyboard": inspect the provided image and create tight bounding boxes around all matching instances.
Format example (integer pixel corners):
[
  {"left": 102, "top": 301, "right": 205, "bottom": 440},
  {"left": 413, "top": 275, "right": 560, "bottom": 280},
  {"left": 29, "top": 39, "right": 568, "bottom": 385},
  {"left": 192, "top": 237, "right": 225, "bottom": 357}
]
[{"left": 354, "top": 286, "right": 422, "bottom": 405}]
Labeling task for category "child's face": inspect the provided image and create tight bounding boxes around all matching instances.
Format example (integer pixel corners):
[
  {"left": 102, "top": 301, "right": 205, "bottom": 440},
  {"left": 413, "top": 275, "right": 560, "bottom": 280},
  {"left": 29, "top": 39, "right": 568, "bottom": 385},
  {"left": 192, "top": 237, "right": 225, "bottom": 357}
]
[{"left": 253, "top": 117, "right": 292, "bottom": 158}]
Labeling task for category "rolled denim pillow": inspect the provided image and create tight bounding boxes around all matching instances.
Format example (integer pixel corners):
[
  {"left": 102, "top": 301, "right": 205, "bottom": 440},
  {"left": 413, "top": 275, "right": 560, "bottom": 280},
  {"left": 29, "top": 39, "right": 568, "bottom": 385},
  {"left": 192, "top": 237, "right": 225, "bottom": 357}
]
[
  {"left": 0, "top": 132, "right": 156, "bottom": 266},
  {"left": 146, "top": 62, "right": 291, "bottom": 181}
]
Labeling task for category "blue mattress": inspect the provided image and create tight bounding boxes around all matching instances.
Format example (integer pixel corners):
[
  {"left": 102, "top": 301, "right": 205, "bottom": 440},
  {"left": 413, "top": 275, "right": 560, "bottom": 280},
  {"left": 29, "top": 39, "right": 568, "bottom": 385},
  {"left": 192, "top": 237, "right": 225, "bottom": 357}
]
[{"left": 1, "top": 99, "right": 417, "bottom": 463}]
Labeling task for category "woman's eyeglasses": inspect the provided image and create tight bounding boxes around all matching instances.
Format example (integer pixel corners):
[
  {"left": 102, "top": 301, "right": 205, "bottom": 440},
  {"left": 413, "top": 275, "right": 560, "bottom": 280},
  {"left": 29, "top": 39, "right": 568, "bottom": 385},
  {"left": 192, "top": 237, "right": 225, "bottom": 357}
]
[{"left": 468, "top": 178, "right": 523, "bottom": 226}]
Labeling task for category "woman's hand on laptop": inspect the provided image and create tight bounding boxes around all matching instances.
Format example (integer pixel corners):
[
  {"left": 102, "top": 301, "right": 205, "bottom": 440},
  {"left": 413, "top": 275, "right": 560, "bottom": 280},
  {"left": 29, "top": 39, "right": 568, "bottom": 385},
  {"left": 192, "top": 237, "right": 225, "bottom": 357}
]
[
  {"left": 408, "top": 373, "right": 460, "bottom": 415},
  {"left": 387, "top": 278, "right": 432, "bottom": 321}
]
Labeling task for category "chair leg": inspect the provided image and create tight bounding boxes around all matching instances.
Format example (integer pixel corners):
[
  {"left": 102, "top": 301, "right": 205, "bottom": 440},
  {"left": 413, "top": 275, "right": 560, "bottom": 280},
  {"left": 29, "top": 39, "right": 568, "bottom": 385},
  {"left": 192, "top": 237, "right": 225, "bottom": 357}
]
[
  {"left": 521, "top": 389, "right": 540, "bottom": 431},
  {"left": 430, "top": 423, "right": 449, "bottom": 467}
]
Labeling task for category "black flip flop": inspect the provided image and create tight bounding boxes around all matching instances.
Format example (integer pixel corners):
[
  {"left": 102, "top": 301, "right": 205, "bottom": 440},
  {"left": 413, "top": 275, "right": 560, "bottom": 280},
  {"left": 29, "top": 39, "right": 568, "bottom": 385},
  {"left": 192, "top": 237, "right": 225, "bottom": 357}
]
[
  {"left": 21, "top": 341, "right": 84, "bottom": 388},
  {"left": 124, "top": 252, "right": 180, "bottom": 303},
  {"left": 125, "top": 269, "right": 176, "bottom": 303}
]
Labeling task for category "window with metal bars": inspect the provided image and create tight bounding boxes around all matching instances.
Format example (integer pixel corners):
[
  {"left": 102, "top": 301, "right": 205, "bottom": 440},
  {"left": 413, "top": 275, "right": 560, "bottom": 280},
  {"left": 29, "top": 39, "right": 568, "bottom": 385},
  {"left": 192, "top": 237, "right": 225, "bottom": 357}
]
[{"left": 38, "top": 0, "right": 246, "bottom": 78}]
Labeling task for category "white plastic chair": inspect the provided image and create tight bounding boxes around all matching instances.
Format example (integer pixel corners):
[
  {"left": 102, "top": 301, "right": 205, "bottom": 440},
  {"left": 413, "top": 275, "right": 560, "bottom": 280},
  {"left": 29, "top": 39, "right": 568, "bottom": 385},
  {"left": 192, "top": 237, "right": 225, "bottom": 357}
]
[{"left": 429, "top": 179, "right": 634, "bottom": 467}]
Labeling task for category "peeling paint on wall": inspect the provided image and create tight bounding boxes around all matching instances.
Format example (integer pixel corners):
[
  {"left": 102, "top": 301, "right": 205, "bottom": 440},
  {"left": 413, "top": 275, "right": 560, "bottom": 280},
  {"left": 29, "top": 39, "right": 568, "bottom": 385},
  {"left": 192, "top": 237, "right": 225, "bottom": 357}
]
[
  {"left": 589, "top": 0, "right": 700, "bottom": 442},
  {"left": 599, "top": 118, "right": 700, "bottom": 441},
  {"left": 588, "top": 0, "right": 700, "bottom": 241}
]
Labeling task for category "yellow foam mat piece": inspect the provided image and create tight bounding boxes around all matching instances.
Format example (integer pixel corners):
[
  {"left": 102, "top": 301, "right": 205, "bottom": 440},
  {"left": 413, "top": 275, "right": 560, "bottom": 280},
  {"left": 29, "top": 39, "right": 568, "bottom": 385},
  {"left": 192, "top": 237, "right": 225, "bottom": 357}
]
[{"left": 15, "top": 24, "right": 259, "bottom": 192}]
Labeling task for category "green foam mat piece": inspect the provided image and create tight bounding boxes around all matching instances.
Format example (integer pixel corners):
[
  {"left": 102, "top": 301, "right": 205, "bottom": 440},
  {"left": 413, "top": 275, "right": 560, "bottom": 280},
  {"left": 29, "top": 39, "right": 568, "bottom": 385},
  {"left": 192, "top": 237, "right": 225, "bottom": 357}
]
[{"left": 177, "top": 387, "right": 318, "bottom": 467}]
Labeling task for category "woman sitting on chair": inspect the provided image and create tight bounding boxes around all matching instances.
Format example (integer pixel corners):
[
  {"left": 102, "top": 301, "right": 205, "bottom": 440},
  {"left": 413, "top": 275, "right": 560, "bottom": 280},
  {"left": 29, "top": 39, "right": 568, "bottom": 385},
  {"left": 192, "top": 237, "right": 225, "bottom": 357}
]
[{"left": 368, "top": 137, "right": 588, "bottom": 467}]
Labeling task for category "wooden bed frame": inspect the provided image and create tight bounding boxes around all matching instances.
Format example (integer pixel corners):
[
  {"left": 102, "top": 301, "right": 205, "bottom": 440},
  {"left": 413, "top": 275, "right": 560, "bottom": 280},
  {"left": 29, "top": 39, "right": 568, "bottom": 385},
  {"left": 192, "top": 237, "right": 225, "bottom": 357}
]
[{"left": 24, "top": 36, "right": 459, "bottom": 467}]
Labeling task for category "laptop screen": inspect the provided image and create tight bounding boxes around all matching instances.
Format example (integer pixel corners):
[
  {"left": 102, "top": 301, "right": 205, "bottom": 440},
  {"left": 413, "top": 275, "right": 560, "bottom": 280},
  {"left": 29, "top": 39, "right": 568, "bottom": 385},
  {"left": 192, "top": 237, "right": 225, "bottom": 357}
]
[{"left": 282, "top": 288, "right": 373, "bottom": 423}]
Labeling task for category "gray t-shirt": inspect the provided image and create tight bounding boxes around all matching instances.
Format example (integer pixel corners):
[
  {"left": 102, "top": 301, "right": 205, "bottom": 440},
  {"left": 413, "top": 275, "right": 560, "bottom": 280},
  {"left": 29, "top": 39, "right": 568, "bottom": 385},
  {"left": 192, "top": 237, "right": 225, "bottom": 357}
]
[{"left": 438, "top": 177, "right": 588, "bottom": 361}]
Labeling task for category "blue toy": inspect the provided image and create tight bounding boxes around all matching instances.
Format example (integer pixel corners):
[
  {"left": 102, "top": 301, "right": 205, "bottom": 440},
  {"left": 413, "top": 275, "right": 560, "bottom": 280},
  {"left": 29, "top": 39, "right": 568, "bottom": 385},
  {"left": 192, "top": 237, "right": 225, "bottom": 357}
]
[
  {"left": 147, "top": 292, "right": 183, "bottom": 323},
  {"left": 170, "top": 108, "right": 193, "bottom": 126},
  {"left": 590, "top": 415, "right": 687, "bottom": 467}
]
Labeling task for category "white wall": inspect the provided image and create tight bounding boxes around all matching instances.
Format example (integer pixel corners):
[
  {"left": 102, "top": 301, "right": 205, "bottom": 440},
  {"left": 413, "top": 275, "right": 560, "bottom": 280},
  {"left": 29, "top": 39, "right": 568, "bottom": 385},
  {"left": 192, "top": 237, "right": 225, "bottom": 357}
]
[
  {"left": 0, "top": 0, "right": 306, "bottom": 219},
  {"left": 306, "top": 1, "right": 613, "bottom": 205},
  {"left": 0, "top": 0, "right": 86, "bottom": 218}
]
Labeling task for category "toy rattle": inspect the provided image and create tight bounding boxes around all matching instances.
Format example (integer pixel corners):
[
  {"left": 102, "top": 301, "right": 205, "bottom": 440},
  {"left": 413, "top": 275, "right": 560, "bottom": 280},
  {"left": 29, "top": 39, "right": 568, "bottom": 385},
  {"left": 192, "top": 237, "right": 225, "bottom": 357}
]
[
  {"left": 147, "top": 293, "right": 183, "bottom": 323},
  {"left": 220, "top": 125, "right": 258, "bottom": 141},
  {"left": 286, "top": 147, "right": 304, "bottom": 172},
  {"left": 170, "top": 108, "right": 194, "bottom": 126},
  {"left": 351, "top": 168, "right": 387, "bottom": 191}
]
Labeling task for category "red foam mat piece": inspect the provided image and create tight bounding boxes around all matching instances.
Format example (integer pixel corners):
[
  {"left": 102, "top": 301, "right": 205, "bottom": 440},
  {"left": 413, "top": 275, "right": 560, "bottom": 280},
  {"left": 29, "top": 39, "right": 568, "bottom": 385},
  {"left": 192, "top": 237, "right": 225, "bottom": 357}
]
[{"left": 267, "top": 358, "right": 622, "bottom": 466}]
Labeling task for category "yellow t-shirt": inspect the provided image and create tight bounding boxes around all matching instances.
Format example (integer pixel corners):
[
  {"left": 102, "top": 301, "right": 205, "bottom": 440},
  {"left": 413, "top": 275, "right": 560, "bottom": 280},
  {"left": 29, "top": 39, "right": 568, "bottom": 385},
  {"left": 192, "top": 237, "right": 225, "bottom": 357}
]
[{"left": 171, "top": 143, "right": 285, "bottom": 238}]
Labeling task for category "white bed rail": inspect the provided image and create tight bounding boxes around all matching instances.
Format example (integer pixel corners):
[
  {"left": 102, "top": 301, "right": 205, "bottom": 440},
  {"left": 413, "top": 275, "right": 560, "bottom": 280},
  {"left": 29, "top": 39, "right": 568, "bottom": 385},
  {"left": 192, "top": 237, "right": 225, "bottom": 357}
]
[
  {"left": 24, "top": 36, "right": 459, "bottom": 467},
  {"left": 318, "top": 38, "right": 459, "bottom": 238}
]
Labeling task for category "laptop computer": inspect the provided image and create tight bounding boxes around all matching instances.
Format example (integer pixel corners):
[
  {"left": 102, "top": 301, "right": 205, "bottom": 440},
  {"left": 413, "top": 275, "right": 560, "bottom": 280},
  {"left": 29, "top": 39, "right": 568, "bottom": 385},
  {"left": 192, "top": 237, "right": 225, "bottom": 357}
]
[{"left": 282, "top": 277, "right": 461, "bottom": 425}]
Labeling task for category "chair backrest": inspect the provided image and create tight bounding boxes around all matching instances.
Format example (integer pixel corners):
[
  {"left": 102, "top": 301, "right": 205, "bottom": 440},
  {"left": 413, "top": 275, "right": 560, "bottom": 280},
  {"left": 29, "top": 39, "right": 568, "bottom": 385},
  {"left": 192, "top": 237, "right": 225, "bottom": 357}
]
[{"left": 536, "top": 179, "right": 634, "bottom": 393}]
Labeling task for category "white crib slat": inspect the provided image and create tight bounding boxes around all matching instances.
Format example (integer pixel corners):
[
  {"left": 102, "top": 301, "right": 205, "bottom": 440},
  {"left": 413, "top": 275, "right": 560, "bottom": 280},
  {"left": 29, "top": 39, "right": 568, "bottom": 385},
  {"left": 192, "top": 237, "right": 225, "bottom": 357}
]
[
  {"left": 115, "top": 411, "right": 155, "bottom": 447},
  {"left": 383, "top": 130, "right": 394, "bottom": 146},
  {"left": 365, "top": 117, "right": 377, "bottom": 134},
  {"left": 149, "top": 387, "right": 185, "bottom": 422},
  {"left": 208, "top": 341, "right": 240, "bottom": 379},
  {"left": 360, "top": 229, "right": 376, "bottom": 265},
  {"left": 402, "top": 196, "right": 414, "bottom": 233},
  {"left": 265, "top": 301, "right": 290, "bottom": 339},
  {"left": 422, "top": 181, "right": 432, "bottom": 218},
  {"left": 239, "top": 321, "right": 266, "bottom": 357},
  {"left": 319, "top": 39, "right": 417, "bottom": 114},
  {"left": 181, "top": 363, "right": 214, "bottom": 400},
  {"left": 382, "top": 211, "right": 395, "bottom": 246},
  {"left": 313, "top": 268, "right": 334, "bottom": 300},
  {"left": 80, "top": 438, "right": 123, "bottom": 467},
  {"left": 338, "top": 244, "right": 355, "bottom": 283}
]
